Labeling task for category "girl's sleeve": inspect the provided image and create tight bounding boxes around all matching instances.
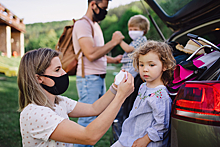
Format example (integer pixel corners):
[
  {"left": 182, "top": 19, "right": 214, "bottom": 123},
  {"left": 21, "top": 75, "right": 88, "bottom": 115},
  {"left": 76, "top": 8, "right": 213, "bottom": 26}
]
[{"left": 145, "top": 92, "right": 172, "bottom": 142}]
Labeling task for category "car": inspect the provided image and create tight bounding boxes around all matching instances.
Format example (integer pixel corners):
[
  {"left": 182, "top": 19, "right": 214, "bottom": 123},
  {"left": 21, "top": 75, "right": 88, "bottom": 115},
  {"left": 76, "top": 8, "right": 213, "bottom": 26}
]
[{"left": 111, "top": 0, "right": 220, "bottom": 146}]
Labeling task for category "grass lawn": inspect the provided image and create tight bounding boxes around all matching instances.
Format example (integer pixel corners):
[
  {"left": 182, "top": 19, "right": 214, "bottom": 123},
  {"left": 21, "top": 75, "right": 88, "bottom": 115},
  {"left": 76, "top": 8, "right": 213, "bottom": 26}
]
[
  {"left": 0, "top": 56, "right": 21, "bottom": 67},
  {"left": 0, "top": 58, "right": 121, "bottom": 147}
]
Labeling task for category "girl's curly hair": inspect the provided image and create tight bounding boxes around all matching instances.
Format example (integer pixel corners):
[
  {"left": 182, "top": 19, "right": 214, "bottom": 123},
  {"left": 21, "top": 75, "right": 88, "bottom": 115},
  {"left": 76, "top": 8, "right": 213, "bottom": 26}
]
[{"left": 132, "top": 40, "right": 176, "bottom": 85}]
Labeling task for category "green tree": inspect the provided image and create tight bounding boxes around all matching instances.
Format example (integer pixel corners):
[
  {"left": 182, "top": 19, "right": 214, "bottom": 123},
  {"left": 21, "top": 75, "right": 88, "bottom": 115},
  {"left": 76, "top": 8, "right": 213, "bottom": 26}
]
[
  {"left": 26, "top": 38, "right": 40, "bottom": 51},
  {"left": 24, "top": 0, "right": 176, "bottom": 56},
  {"left": 25, "top": 20, "right": 72, "bottom": 52}
]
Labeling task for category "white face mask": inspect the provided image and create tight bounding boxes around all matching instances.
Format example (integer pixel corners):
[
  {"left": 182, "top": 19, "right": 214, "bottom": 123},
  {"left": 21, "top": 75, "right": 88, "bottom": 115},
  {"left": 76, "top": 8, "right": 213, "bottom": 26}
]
[{"left": 129, "top": 31, "right": 144, "bottom": 40}]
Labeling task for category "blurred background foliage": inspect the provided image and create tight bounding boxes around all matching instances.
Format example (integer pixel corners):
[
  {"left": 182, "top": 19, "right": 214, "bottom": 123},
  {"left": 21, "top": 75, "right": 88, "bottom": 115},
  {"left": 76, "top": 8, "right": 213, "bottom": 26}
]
[{"left": 24, "top": 1, "right": 176, "bottom": 56}]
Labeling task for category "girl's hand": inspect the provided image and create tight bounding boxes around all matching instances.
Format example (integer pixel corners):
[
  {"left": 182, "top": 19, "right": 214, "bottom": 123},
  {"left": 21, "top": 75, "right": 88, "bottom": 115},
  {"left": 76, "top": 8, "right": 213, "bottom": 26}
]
[
  {"left": 132, "top": 134, "right": 151, "bottom": 147},
  {"left": 116, "top": 72, "right": 134, "bottom": 100}
]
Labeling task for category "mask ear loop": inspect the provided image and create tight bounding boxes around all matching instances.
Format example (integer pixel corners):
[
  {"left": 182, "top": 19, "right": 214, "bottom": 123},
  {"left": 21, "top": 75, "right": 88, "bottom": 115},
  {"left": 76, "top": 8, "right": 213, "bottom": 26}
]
[
  {"left": 39, "top": 74, "right": 51, "bottom": 78},
  {"left": 38, "top": 74, "right": 56, "bottom": 87},
  {"left": 35, "top": 74, "right": 44, "bottom": 84},
  {"left": 92, "top": 3, "right": 100, "bottom": 14},
  {"left": 95, "top": 3, "right": 107, "bottom": 15},
  {"left": 95, "top": 3, "right": 101, "bottom": 10}
]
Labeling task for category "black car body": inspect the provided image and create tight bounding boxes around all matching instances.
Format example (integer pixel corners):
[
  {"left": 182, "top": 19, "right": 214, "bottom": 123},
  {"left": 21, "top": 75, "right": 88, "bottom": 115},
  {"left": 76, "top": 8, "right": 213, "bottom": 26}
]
[{"left": 145, "top": 0, "right": 220, "bottom": 44}]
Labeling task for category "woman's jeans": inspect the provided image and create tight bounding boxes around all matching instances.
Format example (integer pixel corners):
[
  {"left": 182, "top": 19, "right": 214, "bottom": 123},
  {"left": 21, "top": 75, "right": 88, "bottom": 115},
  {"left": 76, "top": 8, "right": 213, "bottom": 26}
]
[{"left": 74, "top": 75, "right": 106, "bottom": 147}]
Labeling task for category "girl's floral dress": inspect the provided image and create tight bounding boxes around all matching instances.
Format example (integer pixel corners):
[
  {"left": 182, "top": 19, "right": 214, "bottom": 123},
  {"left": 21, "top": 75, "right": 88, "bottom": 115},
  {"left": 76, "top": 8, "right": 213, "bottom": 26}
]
[{"left": 119, "top": 83, "right": 172, "bottom": 147}]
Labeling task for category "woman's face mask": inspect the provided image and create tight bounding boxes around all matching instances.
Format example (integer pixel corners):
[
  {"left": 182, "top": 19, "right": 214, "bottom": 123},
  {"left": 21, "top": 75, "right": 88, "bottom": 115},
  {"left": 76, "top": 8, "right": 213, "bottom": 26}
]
[
  {"left": 40, "top": 74, "right": 69, "bottom": 95},
  {"left": 129, "top": 31, "right": 144, "bottom": 40},
  {"left": 92, "top": 3, "right": 107, "bottom": 22}
]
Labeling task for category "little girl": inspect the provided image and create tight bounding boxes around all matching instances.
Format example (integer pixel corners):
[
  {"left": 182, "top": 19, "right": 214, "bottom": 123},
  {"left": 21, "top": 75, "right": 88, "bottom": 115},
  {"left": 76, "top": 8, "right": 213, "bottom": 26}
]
[{"left": 111, "top": 40, "right": 176, "bottom": 147}]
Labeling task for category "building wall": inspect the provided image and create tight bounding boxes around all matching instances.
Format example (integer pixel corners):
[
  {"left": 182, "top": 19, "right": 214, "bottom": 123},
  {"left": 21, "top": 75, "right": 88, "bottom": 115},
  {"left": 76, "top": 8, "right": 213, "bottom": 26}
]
[
  {"left": 0, "top": 3, "right": 25, "bottom": 58},
  {"left": 0, "top": 25, "right": 24, "bottom": 57},
  {"left": 0, "top": 25, "right": 7, "bottom": 53},
  {"left": 0, "top": 25, "right": 11, "bottom": 57},
  {"left": 11, "top": 31, "right": 24, "bottom": 57}
]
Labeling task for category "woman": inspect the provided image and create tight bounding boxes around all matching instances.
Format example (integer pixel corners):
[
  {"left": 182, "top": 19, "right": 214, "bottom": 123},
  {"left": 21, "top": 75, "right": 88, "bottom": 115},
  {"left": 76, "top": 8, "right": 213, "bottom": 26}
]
[{"left": 18, "top": 48, "right": 134, "bottom": 147}]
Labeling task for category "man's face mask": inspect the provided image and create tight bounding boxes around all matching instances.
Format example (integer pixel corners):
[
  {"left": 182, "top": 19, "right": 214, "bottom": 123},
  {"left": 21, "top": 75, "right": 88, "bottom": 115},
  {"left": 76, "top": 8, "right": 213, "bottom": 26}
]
[
  {"left": 40, "top": 74, "right": 69, "bottom": 95},
  {"left": 92, "top": 3, "right": 107, "bottom": 22}
]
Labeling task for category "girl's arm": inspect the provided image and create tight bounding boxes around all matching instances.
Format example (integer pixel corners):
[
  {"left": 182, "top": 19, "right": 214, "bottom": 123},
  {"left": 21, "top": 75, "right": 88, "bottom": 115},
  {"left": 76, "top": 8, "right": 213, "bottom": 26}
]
[
  {"left": 132, "top": 134, "right": 151, "bottom": 147},
  {"left": 50, "top": 73, "right": 134, "bottom": 145},
  {"left": 120, "top": 40, "right": 134, "bottom": 53},
  {"left": 145, "top": 93, "right": 171, "bottom": 142}
]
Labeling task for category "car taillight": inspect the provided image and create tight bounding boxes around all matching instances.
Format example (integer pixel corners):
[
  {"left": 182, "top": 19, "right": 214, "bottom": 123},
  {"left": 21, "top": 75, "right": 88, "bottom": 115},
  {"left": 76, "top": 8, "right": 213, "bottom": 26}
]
[{"left": 171, "top": 81, "right": 220, "bottom": 125}]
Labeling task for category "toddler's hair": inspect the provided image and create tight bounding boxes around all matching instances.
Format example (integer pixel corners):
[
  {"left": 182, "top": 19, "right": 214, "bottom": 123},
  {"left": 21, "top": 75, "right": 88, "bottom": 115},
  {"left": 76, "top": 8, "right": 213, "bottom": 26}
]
[
  {"left": 128, "top": 14, "right": 150, "bottom": 35},
  {"left": 132, "top": 40, "right": 176, "bottom": 85}
]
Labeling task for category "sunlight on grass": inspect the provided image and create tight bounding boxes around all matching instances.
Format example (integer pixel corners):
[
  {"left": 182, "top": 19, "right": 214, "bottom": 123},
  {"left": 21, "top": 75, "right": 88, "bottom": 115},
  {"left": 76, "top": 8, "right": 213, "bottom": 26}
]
[
  {"left": 0, "top": 56, "right": 21, "bottom": 67},
  {"left": 0, "top": 56, "right": 21, "bottom": 77}
]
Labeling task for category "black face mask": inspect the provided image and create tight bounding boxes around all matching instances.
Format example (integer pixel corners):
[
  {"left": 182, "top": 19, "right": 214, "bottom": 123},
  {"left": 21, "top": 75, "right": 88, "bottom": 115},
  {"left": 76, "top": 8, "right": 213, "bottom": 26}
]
[
  {"left": 92, "top": 3, "right": 107, "bottom": 22},
  {"left": 40, "top": 74, "right": 69, "bottom": 95}
]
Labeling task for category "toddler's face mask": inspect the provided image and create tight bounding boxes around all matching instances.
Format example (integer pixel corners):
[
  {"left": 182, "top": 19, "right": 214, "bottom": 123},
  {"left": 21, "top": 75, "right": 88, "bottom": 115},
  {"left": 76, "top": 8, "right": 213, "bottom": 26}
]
[
  {"left": 129, "top": 31, "right": 144, "bottom": 40},
  {"left": 40, "top": 74, "right": 69, "bottom": 95}
]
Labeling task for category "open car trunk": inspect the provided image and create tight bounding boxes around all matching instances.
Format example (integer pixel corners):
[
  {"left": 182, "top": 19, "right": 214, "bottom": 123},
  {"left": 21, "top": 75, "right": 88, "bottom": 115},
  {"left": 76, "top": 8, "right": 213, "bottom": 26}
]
[{"left": 144, "top": 0, "right": 220, "bottom": 45}]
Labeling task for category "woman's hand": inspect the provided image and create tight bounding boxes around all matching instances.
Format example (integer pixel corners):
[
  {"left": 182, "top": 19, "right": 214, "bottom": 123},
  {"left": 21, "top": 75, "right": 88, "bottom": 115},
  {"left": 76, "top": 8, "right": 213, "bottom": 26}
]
[{"left": 116, "top": 72, "right": 134, "bottom": 100}]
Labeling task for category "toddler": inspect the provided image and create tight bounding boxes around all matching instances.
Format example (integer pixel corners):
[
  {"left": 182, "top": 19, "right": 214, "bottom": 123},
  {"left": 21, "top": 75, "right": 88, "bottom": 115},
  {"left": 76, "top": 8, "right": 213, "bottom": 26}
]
[
  {"left": 120, "top": 14, "right": 150, "bottom": 78},
  {"left": 116, "top": 14, "right": 150, "bottom": 123}
]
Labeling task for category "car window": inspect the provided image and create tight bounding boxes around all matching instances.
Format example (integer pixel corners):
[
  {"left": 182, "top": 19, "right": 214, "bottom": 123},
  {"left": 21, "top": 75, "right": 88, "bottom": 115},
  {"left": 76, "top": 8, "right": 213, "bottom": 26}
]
[{"left": 156, "top": 0, "right": 192, "bottom": 16}]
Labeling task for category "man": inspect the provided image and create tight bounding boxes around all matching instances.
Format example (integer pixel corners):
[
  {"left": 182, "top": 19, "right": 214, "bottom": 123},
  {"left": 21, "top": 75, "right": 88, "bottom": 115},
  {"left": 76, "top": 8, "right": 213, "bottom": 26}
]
[{"left": 72, "top": 0, "right": 124, "bottom": 147}]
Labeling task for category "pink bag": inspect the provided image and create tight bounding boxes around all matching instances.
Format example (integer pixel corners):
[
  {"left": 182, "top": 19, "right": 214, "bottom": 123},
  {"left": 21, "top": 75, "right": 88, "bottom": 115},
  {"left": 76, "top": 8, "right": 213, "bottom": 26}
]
[
  {"left": 169, "top": 51, "right": 220, "bottom": 93},
  {"left": 173, "top": 59, "right": 204, "bottom": 84}
]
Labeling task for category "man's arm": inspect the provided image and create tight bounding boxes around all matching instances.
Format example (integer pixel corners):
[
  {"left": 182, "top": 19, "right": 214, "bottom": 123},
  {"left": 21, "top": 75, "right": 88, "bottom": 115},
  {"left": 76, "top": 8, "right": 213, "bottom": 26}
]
[{"left": 78, "top": 31, "right": 124, "bottom": 62}]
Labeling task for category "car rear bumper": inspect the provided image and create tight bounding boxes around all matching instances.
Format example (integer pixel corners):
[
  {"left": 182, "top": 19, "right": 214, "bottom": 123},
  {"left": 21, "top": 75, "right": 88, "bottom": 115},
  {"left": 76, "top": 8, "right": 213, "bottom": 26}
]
[{"left": 171, "top": 117, "right": 220, "bottom": 147}]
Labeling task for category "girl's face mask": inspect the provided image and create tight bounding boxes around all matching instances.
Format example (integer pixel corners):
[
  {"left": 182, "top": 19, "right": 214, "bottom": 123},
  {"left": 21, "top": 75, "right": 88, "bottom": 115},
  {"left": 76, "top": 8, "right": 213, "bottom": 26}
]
[
  {"left": 129, "top": 31, "right": 144, "bottom": 40},
  {"left": 40, "top": 74, "right": 69, "bottom": 95},
  {"left": 92, "top": 3, "right": 107, "bottom": 22}
]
